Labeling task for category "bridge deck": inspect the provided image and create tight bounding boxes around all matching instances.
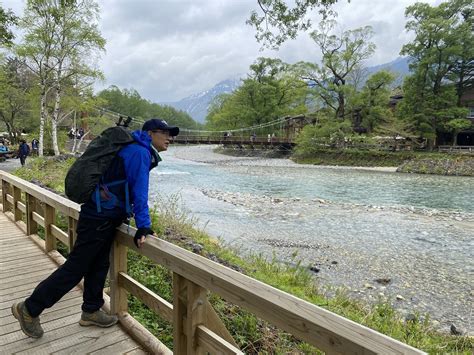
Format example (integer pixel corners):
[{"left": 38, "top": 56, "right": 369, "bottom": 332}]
[{"left": 0, "top": 212, "right": 146, "bottom": 354}]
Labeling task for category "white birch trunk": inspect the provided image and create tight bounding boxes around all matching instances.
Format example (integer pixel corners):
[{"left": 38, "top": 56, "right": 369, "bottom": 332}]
[
  {"left": 51, "top": 84, "right": 61, "bottom": 156},
  {"left": 39, "top": 84, "right": 47, "bottom": 157}
]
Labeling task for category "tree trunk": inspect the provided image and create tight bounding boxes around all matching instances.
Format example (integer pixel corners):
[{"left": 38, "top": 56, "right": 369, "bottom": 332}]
[
  {"left": 51, "top": 85, "right": 61, "bottom": 156},
  {"left": 39, "top": 85, "right": 47, "bottom": 156},
  {"left": 337, "top": 92, "right": 345, "bottom": 119},
  {"left": 71, "top": 110, "right": 77, "bottom": 153}
]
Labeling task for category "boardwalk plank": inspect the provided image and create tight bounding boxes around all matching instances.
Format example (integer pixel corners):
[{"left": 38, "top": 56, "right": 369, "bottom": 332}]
[
  {"left": 89, "top": 338, "right": 145, "bottom": 354},
  {"left": 6, "top": 321, "right": 119, "bottom": 354},
  {"left": 0, "top": 212, "right": 143, "bottom": 353},
  {"left": 0, "top": 292, "right": 83, "bottom": 318},
  {"left": 0, "top": 278, "right": 49, "bottom": 297},
  {"left": 52, "top": 329, "right": 129, "bottom": 354},
  {"left": 0, "top": 258, "right": 53, "bottom": 274},
  {"left": 0, "top": 269, "right": 56, "bottom": 291},
  {"left": 0, "top": 250, "right": 45, "bottom": 263},
  {"left": 0, "top": 237, "right": 33, "bottom": 245},
  {"left": 0, "top": 300, "right": 83, "bottom": 336},
  {"left": 0, "top": 253, "right": 45, "bottom": 266},
  {"left": 124, "top": 348, "right": 149, "bottom": 354},
  {"left": 0, "top": 245, "right": 40, "bottom": 256},
  {"left": 0, "top": 288, "right": 82, "bottom": 310},
  {"left": 0, "top": 312, "right": 82, "bottom": 343},
  {"left": 0, "top": 266, "right": 57, "bottom": 285}
]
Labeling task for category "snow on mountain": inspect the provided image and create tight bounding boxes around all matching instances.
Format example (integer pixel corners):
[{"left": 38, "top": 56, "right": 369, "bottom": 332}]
[{"left": 165, "top": 77, "right": 242, "bottom": 123}]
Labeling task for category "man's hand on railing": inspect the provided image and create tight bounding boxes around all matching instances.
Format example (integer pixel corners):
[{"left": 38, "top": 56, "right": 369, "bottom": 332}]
[{"left": 134, "top": 227, "right": 155, "bottom": 248}]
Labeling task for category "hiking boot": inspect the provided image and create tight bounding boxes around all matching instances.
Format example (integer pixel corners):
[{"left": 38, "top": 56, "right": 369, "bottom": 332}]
[
  {"left": 11, "top": 301, "right": 44, "bottom": 338},
  {"left": 79, "top": 309, "right": 118, "bottom": 327}
]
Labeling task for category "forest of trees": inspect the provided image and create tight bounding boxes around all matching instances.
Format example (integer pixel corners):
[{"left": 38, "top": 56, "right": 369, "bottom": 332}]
[
  {"left": 0, "top": 0, "right": 472, "bottom": 156},
  {"left": 213, "top": 0, "right": 473, "bottom": 149}
]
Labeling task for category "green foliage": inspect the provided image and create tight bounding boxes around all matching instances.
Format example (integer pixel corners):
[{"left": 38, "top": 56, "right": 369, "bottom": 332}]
[
  {"left": 294, "top": 20, "right": 376, "bottom": 119},
  {"left": 445, "top": 118, "right": 473, "bottom": 145},
  {"left": 0, "top": 5, "right": 17, "bottom": 47},
  {"left": 13, "top": 156, "right": 75, "bottom": 193},
  {"left": 97, "top": 86, "right": 200, "bottom": 129},
  {"left": 294, "top": 116, "right": 352, "bottom": 156},
  {"left": 399, "top": 0, "right": 473, "bottom": 146},
  {"left": 247, "top": 0, "right": 339, "bottom": 49},
  {"left": 16, "top": 0, "right": 106, "bottom": 155},
  {"left": 0, "top": 57, "right": 36, "bottom": 143},
  {"left": 206, "top": 57, "right": 308, "bottom": 132},
  {"left": 357, "top": 70, "right": 396, "bottom": 133}
]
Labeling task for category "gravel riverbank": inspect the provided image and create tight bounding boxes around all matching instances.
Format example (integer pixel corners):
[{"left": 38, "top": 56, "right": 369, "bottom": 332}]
[{"left": 168, "top": 145, "right": 473, "bottom": 336}]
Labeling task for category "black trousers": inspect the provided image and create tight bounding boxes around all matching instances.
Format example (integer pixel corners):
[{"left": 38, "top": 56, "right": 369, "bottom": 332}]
[
  {"left": 19, "top": 155, "right": 26, "bottom": 166},
  {"left": 25, "top": 216, "right": 124, "bottom": 317}
]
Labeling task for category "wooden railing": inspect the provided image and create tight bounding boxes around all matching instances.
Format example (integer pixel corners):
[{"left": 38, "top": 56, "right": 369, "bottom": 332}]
[
  {"left": 0, "top": 170, "right": 426, "bottom": 354},
  {"left": 438, "top": 145, "right": 474, "bottom": 153}
]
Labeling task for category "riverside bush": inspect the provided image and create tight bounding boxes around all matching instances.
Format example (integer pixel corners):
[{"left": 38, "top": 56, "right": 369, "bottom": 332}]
[{"left": 12, "top": 157, "right": 474, "bottom": 354}]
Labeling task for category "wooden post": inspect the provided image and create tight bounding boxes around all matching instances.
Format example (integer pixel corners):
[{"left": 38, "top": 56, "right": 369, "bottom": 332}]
[
  {"left": 173, "top": 273, "right": 207, "bottom": 354},
  {"left": 1, "top": 180, "right": 10, "bottom": 212},
  {"left": 12, "top": 186, "right": 22, "bottom": 221},
  {"left": 110, "top": 240, "right": 128, "bottom": 314},
  {"left": 67, "top": 216, "right": 78, "bottom": 252},
  {"left": 44, "top": 204, "right": 56, "bottom": 252},
  {"left": 26, "top": 194, "right": 38, "bottom": 235},
  {"left": 173, "top": 273, "right": 187, "bottom": 353}
]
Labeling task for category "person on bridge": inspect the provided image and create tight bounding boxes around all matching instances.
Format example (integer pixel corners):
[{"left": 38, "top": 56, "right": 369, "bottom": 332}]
[{"left": 11, "top": 118, "right": 179, "bottom": 339}]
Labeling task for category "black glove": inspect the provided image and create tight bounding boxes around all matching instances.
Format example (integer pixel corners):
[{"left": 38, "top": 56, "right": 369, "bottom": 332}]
[{"left": 134, "top": 227, "right": 154, "bottom": 247}]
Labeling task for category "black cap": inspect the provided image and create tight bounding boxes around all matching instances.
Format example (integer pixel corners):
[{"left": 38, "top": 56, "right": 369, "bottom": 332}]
[{"left": 142, "top": 118, "right": 179, "bottom": 136}]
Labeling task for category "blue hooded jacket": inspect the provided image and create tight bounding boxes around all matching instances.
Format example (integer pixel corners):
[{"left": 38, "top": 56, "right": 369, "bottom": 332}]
[{"left": 80, "top": 130, "right": 161, "bottom": 229}]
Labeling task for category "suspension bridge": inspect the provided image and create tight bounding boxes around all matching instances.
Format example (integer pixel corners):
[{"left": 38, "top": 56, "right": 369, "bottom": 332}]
[{"left": 79, "top": 107, "right": 310, "bottom": 149}]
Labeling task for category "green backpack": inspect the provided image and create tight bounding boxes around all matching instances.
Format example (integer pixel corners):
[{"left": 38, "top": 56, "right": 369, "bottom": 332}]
[{"left": 65, "top": 126, "right": 135, "bottom": 203}]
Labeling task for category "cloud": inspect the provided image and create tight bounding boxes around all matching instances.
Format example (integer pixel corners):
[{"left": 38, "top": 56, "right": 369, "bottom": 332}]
[{"left": 3, "top": 0, "right": 441, "bottom": 102}]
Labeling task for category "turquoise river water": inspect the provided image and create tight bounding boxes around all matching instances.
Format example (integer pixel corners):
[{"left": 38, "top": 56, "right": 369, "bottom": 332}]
[{"left": 148, "top": 146, "right": 473, "bottom": 334}]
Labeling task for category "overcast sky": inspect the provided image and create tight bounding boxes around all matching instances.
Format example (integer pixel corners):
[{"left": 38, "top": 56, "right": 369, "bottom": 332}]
[{"left": 3, "top": 0, "right": 440, "bottom": 102}]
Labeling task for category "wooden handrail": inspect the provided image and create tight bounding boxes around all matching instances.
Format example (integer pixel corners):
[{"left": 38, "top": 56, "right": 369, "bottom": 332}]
[{"left": 0, "top": 170, "right": 426, "bottom": 354}]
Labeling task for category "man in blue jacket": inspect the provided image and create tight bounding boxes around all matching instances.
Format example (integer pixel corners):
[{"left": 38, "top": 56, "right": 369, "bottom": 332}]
[{"left": 12, "top": 118, "right": 179, "bottom": 338}]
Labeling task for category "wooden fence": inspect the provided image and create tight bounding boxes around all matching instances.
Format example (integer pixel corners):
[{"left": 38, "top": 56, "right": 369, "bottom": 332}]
[
  {"left": 438, "top": 145, "right": 474, "bottom": 153},
  {"left": 0, "top": 171, "right": 426, "bottom": 354}
]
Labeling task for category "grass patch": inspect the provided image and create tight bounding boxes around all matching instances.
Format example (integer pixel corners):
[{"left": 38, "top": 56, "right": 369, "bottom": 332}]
[
  {"left": 291, "top": 147, "right": 474, "bottom": 176},
  {"left": 11, "top": 156, "right": 474, "bottom": 354}
]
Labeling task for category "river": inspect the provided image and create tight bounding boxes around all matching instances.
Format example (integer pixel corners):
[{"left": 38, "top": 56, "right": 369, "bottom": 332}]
[{"left": 149, "top": 145, "right": 473, "bottom": 335}]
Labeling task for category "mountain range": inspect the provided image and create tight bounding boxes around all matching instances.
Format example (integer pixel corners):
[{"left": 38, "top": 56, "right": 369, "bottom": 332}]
[{"left": 165, "top": 57, "right": 410, "bottom": 123}]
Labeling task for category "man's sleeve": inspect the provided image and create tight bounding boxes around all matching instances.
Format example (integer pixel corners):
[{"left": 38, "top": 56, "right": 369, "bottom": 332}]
[{"left": 122, "top": 147, "right": 152, "bottom": 229}]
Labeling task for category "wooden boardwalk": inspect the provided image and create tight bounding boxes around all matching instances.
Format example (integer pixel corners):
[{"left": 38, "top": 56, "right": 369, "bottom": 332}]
[{"left": 0, "top": 212, "right": 146, "bottom": 355}]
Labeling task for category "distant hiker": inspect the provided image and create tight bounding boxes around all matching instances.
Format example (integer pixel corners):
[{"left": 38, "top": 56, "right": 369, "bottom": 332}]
[
  {"left": 18, "top": 140, "right": 30, "bottom": 166},
  {"left": 11, "top": 118, "right": 179, "bottom": 339},
  {"left": 267, "top": 134, "right": 271, "bottom": 143},
  {"left": 31, "top": 138, "right": 39, "bottom": 156}
]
